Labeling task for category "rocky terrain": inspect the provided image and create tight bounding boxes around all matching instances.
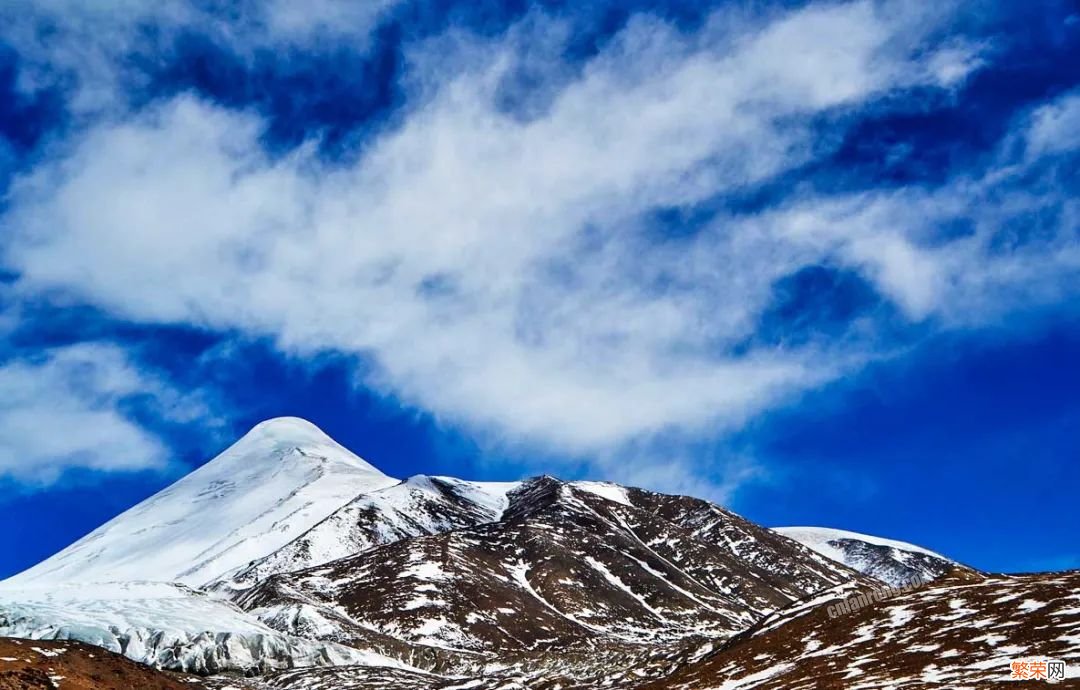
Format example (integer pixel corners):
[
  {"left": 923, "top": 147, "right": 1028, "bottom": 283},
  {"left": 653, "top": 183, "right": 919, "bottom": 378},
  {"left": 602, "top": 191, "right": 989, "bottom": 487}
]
[
  {"left": 1, "top": 417, "right": 1075, "bottom": 688},
  {"left": 0, "top": 637, "right": 207, "bottom": 689},
  {"left": 232, "top": 474, "right": 862, "bottom": 684},
  {"left": 644, "top": 569, "right": 1080, "bottom": 689}
]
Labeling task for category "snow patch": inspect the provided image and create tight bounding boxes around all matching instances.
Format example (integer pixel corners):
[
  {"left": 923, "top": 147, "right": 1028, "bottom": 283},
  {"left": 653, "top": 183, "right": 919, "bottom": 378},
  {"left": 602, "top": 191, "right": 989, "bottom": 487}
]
[
  {"left": 772, "top": 526, "right": 951, "bottom": 561},
  {"left": 572, "top": 482, "right": 632, "bottom": 507}
]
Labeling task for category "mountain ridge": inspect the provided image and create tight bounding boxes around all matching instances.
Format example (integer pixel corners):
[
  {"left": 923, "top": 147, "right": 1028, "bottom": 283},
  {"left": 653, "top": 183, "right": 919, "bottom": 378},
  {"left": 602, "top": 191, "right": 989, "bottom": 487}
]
[{"left": 231, "top": 473, "right": 867, "bottom": 683}]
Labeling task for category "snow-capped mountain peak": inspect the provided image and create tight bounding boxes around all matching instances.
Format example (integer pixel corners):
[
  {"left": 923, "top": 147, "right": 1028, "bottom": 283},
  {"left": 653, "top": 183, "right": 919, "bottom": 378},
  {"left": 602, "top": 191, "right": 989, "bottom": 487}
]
[
  {"left": 3, "top": 417, "right": 398, "bottom": 588},
  {"left": 773, "top": 526, "right": 959, "bottom": 587},
  {"left": 226, "top": 417, "right": 378, "bottom": 469}
]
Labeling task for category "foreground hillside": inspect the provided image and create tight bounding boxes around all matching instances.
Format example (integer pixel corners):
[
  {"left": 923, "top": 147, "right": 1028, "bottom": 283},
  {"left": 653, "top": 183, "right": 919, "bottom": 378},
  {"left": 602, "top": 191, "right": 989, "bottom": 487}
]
[
  {"left": 646, "top": 569, "right": 1080, "bottom": 689},
  {"left": 0, "top": 638, "right": 206, "bottom": 690}
]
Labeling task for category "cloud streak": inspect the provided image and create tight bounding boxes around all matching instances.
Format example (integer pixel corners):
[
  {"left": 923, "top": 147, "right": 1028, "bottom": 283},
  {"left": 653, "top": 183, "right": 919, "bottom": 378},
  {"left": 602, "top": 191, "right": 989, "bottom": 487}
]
[{"left": 1, "top": 0, "right": 400, "bottom": 115}]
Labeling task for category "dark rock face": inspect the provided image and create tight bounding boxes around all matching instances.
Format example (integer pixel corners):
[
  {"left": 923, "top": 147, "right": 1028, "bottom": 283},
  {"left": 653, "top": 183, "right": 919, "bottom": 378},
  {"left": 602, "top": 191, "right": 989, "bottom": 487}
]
[{"left": 223, "top": 477, "right": 1080, "bottom": 689}]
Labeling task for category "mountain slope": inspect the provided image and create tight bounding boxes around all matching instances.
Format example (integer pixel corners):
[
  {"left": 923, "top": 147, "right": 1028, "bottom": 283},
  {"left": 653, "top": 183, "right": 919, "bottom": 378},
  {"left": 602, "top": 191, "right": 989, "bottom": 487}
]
[
  {"left": 214, "top": 475, "right": 520, "bottom": 591},
  {"left": 0, "top": 581, "right": 406, "bottom": 675},
  {"left": 3, "top": 418, "right": 398, "bottom": 587},
  {"left": 0, "top": 637, "right": 208, "bottom": 690},
  {"left": 234, "top": 571, "right": 1080, "bottom": 690},
  {"left": 644, "top": 569, "right": 1080, "bottom": 689},
  {"left": 235, "top": 476, "right": 867, "bottom": 684},
  {"left": 773, "top": 526, "right": 959, "bottom": 587}
]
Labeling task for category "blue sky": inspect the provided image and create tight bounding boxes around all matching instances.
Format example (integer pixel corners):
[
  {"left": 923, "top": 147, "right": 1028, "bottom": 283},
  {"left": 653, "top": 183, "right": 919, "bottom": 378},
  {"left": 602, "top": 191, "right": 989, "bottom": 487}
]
[{"left": 0, "top": 0, "right": 1077, "bottom": 578}]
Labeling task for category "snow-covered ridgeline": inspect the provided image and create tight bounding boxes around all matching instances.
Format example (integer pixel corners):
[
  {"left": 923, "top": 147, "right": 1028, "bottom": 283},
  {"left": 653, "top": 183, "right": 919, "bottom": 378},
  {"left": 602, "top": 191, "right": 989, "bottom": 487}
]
[{"left": 773, "top": 526, "right": 957, "bottom": 587}]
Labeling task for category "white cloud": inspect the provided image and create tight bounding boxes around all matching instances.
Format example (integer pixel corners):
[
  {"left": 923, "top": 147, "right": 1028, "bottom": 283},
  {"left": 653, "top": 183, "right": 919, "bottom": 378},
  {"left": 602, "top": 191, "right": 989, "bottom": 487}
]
[
  {"left": 0, "top": 343, "right": 205, "bottom": 484},
  {"left": 759, "top": 90, "right": 1080, "bottom": 324},
  {"left": 0, "top": 0, "right": 400, "bottom": 115},
  {"left": 1024, "top": 90, "right": 1080, "bottom": 158},
  {"left": 0, "top": 1, "right": 1075, "bottom": 492},
  {"left": 261, "top": 0, "right": 400, "bottom": 45}
]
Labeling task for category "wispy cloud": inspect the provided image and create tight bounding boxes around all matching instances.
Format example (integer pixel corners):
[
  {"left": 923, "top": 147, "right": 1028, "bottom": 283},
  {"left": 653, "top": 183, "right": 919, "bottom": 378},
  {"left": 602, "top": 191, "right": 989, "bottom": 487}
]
[
  {"left": 0, "top": 342, "right": 211, "bottom": 484},
  {"left": 0, "top": 0, "right": 401, "bottom": 114},
  {"left": 1025, "top": 91, "right": 1080, "bottom": 159}
]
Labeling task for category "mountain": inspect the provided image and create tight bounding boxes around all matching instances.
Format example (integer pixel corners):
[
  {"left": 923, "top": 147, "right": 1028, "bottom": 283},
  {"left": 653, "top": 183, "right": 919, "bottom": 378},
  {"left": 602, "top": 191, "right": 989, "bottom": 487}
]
[
  {"left": 0, "top": 418, "right": 409, "bottom": 675},
  {"left": 163, "top": 472, "right": 867, "bottom": 687},
  {"left": 4, "top": 418, "right": 398, "bottom": 587},
  {"left": 7, "top": 417, "right": 1070, "bottom": 689},
  {"left": 773, "top": 526, "right": 959, "bottom": 587},
  {"left": 235, "top": 475, "right": 862, "bottom": 684},
  {"left": 0, "top": 418, "right": 864, "bottom": 682}
]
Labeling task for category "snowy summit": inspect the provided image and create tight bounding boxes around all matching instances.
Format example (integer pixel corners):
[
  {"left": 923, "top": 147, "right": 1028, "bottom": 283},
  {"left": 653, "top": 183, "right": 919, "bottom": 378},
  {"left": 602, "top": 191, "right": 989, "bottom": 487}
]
[{"left": 3, "top": 417, "right": 397, "bottom": 587}]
